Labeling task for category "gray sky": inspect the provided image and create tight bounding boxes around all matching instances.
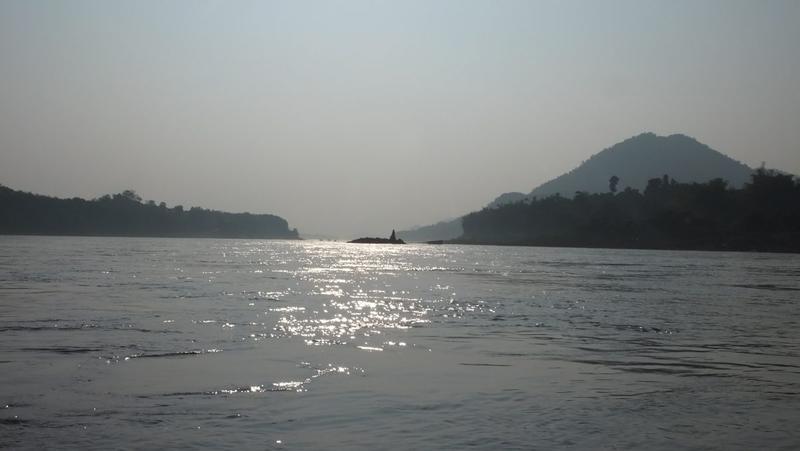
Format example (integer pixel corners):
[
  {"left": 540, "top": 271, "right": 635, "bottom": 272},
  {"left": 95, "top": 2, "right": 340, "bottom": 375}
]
[{"left": 1, "top": 0, "right": 799, "bottom": 238}]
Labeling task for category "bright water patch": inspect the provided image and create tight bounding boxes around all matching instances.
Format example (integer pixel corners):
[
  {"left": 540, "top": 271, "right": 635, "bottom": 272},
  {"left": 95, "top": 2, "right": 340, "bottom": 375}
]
[{"left": 0, "top": 237, "right": 799, "bottom": 449}]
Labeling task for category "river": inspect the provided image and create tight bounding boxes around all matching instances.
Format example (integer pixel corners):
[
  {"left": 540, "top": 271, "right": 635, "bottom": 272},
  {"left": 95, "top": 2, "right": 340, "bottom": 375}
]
[{"left": 1, "top": 236, "right": 798, "bottom": 449}]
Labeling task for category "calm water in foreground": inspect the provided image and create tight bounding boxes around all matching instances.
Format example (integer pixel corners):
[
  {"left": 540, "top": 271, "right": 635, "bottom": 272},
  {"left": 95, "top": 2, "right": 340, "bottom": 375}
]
[{"left": 1, "top": 236, "right": 799, "bottom": 450}]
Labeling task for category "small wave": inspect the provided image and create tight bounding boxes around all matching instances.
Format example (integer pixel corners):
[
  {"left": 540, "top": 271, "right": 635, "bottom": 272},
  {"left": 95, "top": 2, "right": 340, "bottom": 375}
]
[
  {"left": 730, "top": 283, "right": 800, "bottom": 292},
  {"left": 152, "top": 382, "right": 307, "bottom": 398},
  {"left": 0, "top": 325, "right": 88, "bottom": 332},
  {"left": 459, "top": 362, "right": 512, "bottom": 367},
  {"left": 567, "top": 356, "right": 773, "bottom": 377},
  {"left": 611, "top": 324, "right": 679, "bottom": 334},
  {"left": 121, "top": 349, "right": 221, "bottom": 360},
  {"left": 0, "top": 324, "right": 180, "bottom": 334},
  {"left": 20, "top": 346, "right": 102, "bottom": 354},
  {"left": 356, "top": 346, "right": 383, "bottom": 352},
  {"left": 0, "top": 417, "right": 27, "bottom": 425}
]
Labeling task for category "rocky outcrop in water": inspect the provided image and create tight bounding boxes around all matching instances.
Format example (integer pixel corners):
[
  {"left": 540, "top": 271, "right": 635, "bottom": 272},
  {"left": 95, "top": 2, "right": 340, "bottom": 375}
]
[{"left": 348, "top": 229, "right": 406, "bottom": 244}]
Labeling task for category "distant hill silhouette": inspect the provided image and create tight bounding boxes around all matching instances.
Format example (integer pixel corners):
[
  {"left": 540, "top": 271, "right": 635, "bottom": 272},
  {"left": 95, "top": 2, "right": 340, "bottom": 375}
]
[
  {"left": 397, "top": 218, "right": 463, "bottom": 243},
  {"left": 487, "top": 192, "right": 527, "bottom": 208},
  {"left": 401, "top": 132, "right": 757, "bottom": 241},
  {"left": 0, "top": 185, "right": 299, "bottom": 239},
  {"left": 491, "top": 132, "right": 754, "bottom": 205}
]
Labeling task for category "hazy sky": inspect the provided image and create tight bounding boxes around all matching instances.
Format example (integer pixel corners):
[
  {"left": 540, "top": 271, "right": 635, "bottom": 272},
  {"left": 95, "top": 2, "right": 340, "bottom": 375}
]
[{"left": 1, "top": 1, "right": 799, "bottom": 237}]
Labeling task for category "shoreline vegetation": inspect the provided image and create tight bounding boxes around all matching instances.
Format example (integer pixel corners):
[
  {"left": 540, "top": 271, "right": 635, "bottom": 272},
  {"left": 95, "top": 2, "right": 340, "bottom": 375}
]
[
  {"left": 435, "top": 169, "right": 799, "bottom": 253},
  {"left": 0, "top": 185, "right": 299, "bottom": 239},
  {"left": 2, "top": 168, "right": 798, "bottom": 253}
]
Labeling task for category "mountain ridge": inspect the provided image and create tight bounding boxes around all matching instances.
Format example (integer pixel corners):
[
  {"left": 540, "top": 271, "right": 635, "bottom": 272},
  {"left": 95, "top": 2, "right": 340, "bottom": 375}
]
[
  {"left": 399, "top": 132, "right": 756, "bottom": 242},
  {"left": 492, "top": 132, "right": 754, "bottom": 205}
]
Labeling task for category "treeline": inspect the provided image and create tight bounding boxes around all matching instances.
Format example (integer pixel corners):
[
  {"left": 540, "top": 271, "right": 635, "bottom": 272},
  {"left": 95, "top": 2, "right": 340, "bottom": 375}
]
[
  {"left": 0, "top": 186, "right": 299, "bottom": 239},
  {"left": 460, "top": 169, "right": 800, "bottom": 252}
]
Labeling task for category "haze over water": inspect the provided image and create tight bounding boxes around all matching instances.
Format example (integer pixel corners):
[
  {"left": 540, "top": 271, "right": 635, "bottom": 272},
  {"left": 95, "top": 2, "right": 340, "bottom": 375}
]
[
  {"left": 2, "top": 237, "right": 798, "bottom": 449},
  {"left": 2, "top": 1, "right": 799, "bottom": 237}
]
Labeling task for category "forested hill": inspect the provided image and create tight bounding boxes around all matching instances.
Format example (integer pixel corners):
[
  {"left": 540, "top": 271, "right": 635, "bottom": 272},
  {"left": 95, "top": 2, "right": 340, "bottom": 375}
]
[
  {"left": 0, "top": 186, "right": 299, "bottom": 239},
  {"left": 401, "top": 132, "right": 756, "bottom": 242},
  {"left": 460, "top": 169, "right": 800, "bottom": 253},
  {"left": 491, "top": 132, "right": 754, "bottom": 205}
]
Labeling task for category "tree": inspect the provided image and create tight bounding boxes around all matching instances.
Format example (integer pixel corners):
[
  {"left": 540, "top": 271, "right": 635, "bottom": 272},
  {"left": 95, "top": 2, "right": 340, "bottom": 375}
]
[
  {"left": 645, "top": 177, "right": 663, "bottom": 195},
  {"left": 609, "top": 175, "right": 620, "bottom": 193},
  {"left": 119, "top": 190, "right": 142, "bottom": 203}
]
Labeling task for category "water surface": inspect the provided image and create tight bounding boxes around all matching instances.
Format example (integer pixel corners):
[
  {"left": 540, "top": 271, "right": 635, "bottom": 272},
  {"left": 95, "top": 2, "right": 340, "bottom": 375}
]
[{"left": 1, "top": 237, "right": 799, "bottom": 449}]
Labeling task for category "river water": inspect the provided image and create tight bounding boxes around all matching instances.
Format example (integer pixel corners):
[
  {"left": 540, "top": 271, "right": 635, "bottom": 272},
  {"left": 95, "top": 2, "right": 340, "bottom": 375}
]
[{"left": 1, "top": 236, "right": 798, "bottom": 450}]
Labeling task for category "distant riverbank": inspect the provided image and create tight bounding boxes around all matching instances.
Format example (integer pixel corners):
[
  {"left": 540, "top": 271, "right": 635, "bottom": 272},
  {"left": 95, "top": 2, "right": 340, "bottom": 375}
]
[
  {"left": 454, "top": 170, "right": 800, "bottom": 254},
  {"left": 0, "top": 185, "right": 299, "bottom": 239},
  {"left": 435, "top": 238, "right": 800, "bottom": 255}
]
